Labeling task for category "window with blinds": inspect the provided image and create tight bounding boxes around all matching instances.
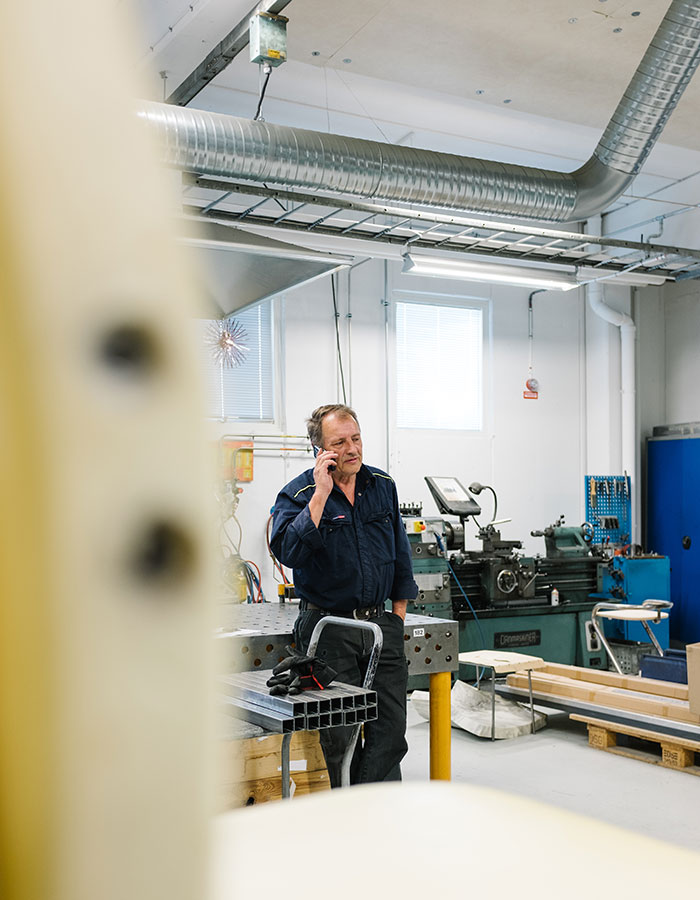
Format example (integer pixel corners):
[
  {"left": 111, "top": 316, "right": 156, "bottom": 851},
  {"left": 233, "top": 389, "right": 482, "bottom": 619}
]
[
  {"left": 200, "top": 300, "right": 275, "bottom": 421},
  {"left": 396, "top": 300, "right": 483, "bottom": 430}
]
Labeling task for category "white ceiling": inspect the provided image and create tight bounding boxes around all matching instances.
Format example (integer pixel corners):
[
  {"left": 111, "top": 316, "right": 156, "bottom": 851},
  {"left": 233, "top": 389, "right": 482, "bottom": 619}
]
[
  {"left": 126, "top": 0, "right": 700, "bottom": 252},
  {"left": 132, "top": 0, "right": 700, "bottom": 149}
]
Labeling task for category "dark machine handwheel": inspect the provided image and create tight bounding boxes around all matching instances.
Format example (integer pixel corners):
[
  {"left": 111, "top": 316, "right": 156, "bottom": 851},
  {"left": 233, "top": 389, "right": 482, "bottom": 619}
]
[{"left": 496, "top": 568, "right": 517, "bottom": 594}]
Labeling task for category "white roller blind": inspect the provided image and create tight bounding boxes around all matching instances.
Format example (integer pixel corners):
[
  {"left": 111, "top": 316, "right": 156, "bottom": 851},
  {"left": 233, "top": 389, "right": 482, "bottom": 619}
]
[
  {"left": 199, "top": 300, "right": 275, "bottom": 421},
  {"left": 396, "top": 301, "right": 483, "bottom": 430}
]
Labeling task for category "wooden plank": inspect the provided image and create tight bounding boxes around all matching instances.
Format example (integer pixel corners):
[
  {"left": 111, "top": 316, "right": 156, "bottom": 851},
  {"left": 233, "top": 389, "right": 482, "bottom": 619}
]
[
  {"left": 541, "top": 663, "right": 688, "bottom": 701},
  {"left": 458, "top": 650, "right": 546, "bottom": 673},
  {"left": 221, "top": 770, "right": 331, "bottom": 808},
  {"left": 571, "top": 714, "right": 700, "bottom": 776},
  {"left": 217, "top": 730, "right": 330, "bottom": 809},
  {"left": 507, "top": 671, "right": 700, "bottom": 724},
  {"left": 289, "top": 770, "right": 332, "bottom": 795},
  {"left": 528, "top": 671, "right": 689, "bottom": 709},
  {"left": 218, "top": 730, "right": 328, "bottom": 783}
]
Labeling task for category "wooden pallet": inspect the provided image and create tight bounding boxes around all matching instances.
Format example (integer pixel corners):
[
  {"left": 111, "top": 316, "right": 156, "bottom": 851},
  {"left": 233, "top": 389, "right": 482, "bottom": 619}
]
[
  {"left": 571, "top": 714, "right": 700, "bottom": 776},
  {"left": 217, "top": 730, "right": 330, "bottom": 808}
]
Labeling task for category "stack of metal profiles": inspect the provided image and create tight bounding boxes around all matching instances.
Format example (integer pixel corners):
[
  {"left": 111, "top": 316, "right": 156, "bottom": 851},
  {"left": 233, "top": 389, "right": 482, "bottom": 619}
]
[{"left": 220, "top": 671, "right": 378, "bottom": 734}]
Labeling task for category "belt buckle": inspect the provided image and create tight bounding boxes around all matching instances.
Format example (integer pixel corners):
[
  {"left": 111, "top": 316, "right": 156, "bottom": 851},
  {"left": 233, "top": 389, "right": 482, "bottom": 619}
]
[{"left": 353, "top": 607, "right": 370, "bottom": 620}]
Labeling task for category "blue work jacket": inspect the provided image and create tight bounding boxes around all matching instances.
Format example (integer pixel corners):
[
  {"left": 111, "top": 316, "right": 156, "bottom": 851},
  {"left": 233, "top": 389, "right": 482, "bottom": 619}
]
[{"left": 270, "top": 464, "right": 418, "bottom": 612}]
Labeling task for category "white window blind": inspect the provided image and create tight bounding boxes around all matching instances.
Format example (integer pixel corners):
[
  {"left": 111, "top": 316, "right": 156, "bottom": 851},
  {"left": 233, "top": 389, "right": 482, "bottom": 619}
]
[
  {"left": 396, "top": 301, "right": 483, "bottom": 430},
  {"left": 199, "top": 300, "right": 275, "bottom": 421}
]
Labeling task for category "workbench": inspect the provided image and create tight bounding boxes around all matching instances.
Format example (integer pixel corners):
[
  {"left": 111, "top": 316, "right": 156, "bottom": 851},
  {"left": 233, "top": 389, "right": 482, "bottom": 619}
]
[
  {"left": 458, "top": 650, "right": 546, "bottom": 740},
  {"left": 216, "top": 601, "right": 459, "bottom": 780}
]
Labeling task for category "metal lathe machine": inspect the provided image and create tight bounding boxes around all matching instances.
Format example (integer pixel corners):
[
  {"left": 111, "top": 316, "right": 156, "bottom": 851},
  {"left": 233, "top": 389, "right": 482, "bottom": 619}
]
[{"left": 403, "top": 475, "right": 671, "bottom": 684}]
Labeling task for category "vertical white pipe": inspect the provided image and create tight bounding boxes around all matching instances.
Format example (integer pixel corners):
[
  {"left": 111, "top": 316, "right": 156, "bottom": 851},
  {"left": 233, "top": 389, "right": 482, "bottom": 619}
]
[
  {"left": 586, "top": 281, "right": 637, "bottom": 543},
  {"left": 578, "top": 286, "right": 588, "bottom": 524},
  {"left": 620, "top": 320, "right": 636, "bottom": 486}
]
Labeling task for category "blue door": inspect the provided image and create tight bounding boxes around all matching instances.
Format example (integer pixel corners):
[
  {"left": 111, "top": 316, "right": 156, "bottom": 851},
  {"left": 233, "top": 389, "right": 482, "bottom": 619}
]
[{"left": 647, "top": 435, "right": 700, "bottom": 643}]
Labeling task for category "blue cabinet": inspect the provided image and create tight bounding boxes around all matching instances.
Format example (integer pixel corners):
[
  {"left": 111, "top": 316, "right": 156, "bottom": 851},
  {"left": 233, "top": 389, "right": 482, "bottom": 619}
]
[
  {"left": 647, "top": 431, "right": 700, "bottom": 643},
  {"left": 596, "top": 556, "right": 670, "bottom": 647}
]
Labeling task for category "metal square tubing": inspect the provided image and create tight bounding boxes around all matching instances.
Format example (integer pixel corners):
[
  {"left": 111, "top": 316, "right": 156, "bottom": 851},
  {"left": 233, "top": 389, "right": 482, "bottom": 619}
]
[{"left": 221, "top": 696, "right": 296, "bottom": 733}]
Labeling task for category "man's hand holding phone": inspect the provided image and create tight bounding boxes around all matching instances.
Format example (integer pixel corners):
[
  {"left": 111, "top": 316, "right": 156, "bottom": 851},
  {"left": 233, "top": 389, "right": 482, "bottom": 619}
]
[
  {"left": 309, "top": 446, "right": 338, "bottom": 526},
  {"left": 313, "top": 447, "right": 338, "bottom": 490}
]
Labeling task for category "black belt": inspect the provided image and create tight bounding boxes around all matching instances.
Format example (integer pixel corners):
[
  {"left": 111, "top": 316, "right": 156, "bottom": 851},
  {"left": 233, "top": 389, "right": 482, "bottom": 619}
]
[{"left": 301, "top": 601, "right": 385, "bottom": 620}]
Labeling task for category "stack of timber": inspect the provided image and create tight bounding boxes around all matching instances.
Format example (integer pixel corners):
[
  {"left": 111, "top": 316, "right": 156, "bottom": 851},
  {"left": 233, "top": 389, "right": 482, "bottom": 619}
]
[
  {"left": 506, "top": 663, "right": 700, "bottom": 773},
  {"left": 506, "top": 663, "right": 700, "bottom": 726},
  {"left": 217, "top": 728, "right": 330, "bottom": 808}
]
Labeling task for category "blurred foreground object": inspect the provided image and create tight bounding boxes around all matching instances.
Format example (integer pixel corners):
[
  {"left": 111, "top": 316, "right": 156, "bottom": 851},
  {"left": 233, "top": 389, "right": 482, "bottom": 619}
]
[
  {"left": 212, "top": 781, "right": 700, "bottom": 899},
  {"left": 0, "top": 2, "right": 214, "bottom": 900}
]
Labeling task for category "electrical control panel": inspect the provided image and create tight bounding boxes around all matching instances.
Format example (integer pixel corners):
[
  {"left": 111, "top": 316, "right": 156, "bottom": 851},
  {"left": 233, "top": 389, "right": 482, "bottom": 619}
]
[{"left": 249, "top": 12, "right": 288, "bottom": 66}]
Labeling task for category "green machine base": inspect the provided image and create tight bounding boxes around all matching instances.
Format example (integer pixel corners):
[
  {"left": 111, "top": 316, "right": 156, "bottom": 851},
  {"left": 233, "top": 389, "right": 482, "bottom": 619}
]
[
  {"left": 458, "top": 602, "right": 607, "bottom": 682},
  {"left": 407, "top": 602, "right": 606, "bottom": 691}
]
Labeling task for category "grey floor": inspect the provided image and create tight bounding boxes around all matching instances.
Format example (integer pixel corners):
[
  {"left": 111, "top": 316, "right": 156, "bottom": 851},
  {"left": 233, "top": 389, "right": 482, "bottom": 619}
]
[{"left": 402, "top": 697, "right": 700, "bottom": 853}]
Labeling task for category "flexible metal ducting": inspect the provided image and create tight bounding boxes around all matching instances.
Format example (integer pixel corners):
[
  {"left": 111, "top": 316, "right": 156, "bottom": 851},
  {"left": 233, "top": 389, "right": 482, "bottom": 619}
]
[{"left": 138, "top": 0, "right": 700, "bottom": 222}]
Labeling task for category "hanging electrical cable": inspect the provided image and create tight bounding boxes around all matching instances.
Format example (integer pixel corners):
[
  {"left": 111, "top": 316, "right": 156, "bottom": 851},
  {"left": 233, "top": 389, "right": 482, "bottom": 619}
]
[
  {"left": 432, "top": 529, "right": 486, "bottom": 648},
  {"left": 526, "top": 289, "right": 545, "bottom": 396},
  {"left": 254, "top": 61, "right": 286, "bottom": 222},
  {"left": 331, "top": 273, "right": 347, "bottom": 404},
  {"left": 253, "top": 62, "right": 273, "bottom": 121},
  {"left": 244, "top": 559, "right": 265, "bottom": 602},
  {"left": 221, "top": 515, "right": 242, "bottom": 555},
  {"left": 243, "top": 564, "right": 255, "bottom": 603},
  {"left": 266, "top": 514, "right": 291, "bottom": 585}
]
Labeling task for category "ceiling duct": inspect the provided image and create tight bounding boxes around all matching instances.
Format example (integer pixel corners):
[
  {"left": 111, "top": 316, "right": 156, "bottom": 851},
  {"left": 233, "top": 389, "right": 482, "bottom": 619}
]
[{"left": 139, "top": 0, "right": 700, "bottom": 223}]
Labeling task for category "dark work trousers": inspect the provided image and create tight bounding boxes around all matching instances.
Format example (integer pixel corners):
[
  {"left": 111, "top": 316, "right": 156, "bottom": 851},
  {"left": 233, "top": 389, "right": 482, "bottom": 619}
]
[{"left": 293, "top": 608, "right": 409, "bottom": 788}]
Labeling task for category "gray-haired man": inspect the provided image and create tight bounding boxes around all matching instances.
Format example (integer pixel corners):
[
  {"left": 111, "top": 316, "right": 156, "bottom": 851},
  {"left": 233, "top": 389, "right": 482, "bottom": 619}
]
[{"left": 271, "top": 404, "right": 417, "bottom": 786}]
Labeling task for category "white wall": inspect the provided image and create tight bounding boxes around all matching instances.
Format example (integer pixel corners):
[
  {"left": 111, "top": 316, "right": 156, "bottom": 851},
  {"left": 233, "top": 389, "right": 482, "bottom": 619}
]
[
  {"left": 388, "top": 267, "right": 587, "bottom": 552},
  {"left": 204, "top": 252, "right": 607, "bottom": 599},
  {"left": 662, "top": 280, "right": 700, "bottom": 424},
  {"left": 635, "top": 278, "right": 700, "bottom": 432}
]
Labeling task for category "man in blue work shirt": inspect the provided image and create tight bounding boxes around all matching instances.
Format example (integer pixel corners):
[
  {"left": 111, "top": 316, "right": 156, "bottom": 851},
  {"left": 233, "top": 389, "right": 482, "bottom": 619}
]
[{"left": 271, "top": 404, "right": 417, "bottom": 787}]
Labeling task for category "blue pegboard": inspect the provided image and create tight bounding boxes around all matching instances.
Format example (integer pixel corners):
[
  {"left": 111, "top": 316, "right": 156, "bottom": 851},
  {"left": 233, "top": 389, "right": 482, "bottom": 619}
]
[{"left": 584, "top": 475, "right": 631, "bottom": 546}]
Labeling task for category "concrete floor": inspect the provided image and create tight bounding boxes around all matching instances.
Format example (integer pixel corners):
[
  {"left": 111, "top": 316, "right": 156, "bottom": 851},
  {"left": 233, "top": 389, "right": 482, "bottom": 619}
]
[{"left": 402, "top": 698, "right": 700, "bottom": 853}]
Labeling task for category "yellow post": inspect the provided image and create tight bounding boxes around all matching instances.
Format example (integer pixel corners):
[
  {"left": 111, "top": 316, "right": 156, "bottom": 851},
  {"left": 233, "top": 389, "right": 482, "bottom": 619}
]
[{"left": 429, "top": 671, "right": 452, "bottom": 780}]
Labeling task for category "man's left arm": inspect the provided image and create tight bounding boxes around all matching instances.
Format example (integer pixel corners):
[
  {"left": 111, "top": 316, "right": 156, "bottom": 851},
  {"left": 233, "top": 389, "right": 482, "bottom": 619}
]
[
  {"left": 389, "top": 485, "right": 418, "bottom": 621},
  {"left": 391, "top": 599, "right": 408, "bottom": 621}
]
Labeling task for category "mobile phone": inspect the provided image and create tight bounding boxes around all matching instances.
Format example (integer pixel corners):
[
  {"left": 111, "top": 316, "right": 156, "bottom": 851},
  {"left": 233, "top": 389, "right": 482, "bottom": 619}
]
[{"left": 313, "top": 444, "right": 336, "bottom": 471}]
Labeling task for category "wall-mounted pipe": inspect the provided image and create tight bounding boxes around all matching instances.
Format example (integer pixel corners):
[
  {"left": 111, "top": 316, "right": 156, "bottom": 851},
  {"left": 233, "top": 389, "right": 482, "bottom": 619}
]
[
  {"left": 138, "top": 1, "right": 700, "bottom": 222},
  {"left": 586, "top": 281, "right": 637, "bottom": 542}
]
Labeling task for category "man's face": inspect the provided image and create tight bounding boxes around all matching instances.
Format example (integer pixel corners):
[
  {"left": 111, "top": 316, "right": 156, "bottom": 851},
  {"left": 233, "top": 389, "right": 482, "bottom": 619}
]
[{"left": 321, "top": 413, "right": 363, "bottom": 478}]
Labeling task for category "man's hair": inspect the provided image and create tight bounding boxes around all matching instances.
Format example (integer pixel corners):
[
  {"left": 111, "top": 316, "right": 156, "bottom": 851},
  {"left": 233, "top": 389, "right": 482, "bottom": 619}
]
[{"left": 307, "top": 404, "right": 360, "bottom": 448}]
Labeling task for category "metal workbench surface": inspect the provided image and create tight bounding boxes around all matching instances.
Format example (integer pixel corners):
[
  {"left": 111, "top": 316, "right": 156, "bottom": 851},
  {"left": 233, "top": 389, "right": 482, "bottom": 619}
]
[{"left": 216, "top": 602, "right": 458, "bottom": 677}]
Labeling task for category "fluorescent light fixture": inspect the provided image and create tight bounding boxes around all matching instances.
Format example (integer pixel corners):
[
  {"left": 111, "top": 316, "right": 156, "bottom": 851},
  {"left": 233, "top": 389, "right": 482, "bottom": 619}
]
[{"left": 401, "top": 252, "right": 578, "bottom": 291}]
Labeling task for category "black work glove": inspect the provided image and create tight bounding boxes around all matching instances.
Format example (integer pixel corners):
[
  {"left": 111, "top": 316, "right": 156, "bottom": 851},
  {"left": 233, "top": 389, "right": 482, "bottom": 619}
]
[
  {"left": 266, "top": 648, "right": 337, "bottom": 694},
  {"left": 268, "top": 674, "right": 302, "bottom": 696}
]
